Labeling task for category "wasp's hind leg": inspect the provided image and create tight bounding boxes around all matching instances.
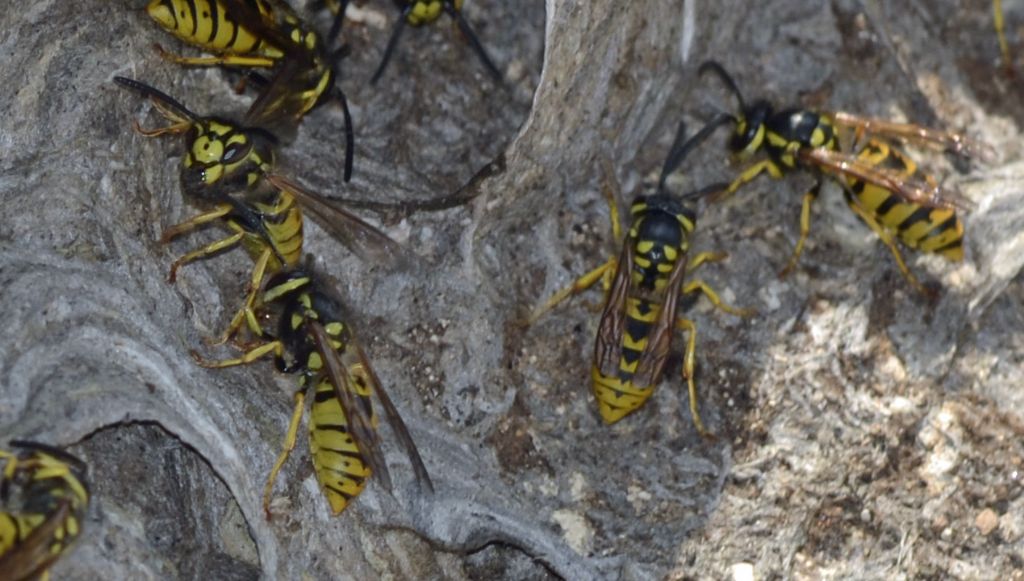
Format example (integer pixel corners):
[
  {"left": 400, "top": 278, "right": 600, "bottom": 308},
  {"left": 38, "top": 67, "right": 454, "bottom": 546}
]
[{"left": 780, "top": 180, "right": 822, "bottom": 278}]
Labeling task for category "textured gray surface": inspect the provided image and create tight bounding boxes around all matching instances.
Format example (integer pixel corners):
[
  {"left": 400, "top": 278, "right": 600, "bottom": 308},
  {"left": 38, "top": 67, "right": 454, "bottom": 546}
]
[{"left": 1, "top": 0, "right": 1023, "bottom": 579}]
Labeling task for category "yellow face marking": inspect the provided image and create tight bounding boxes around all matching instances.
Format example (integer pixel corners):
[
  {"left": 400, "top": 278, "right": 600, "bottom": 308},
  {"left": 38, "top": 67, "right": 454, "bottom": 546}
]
[
  {"left": 191, "top": 135, "right": 224, "bottom": 165},
  {"left": 308, "top": 352, "right": 323, "bottom": 370},
  {"left": 810, "top": 128, "right": 826, "bottom": 147},
  {"left": 202, "top": 164, "right": 224, "bottom": 184}
]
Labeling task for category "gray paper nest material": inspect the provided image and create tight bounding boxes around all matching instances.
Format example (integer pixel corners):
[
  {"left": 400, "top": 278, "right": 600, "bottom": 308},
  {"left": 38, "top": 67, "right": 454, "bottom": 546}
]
[{"left": 1, "top": 0, "right": 1022, "bottom": 579}]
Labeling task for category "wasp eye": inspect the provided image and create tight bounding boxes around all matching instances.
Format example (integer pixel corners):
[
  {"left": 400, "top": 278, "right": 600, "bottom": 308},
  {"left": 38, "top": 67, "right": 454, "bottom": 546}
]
[{"left": 222, "top": 142, "right": 247, "bottom": 163}]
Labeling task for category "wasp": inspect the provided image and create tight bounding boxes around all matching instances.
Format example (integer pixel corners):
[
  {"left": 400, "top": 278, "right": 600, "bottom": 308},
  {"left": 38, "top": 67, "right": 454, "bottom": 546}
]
[
  {"left": 0, "top": 441, "right": 90, "bottom": 581},
  {"left": 995, "top": 0, "right": 1015, "bottom": 71},
  {"left": 115, "top": 77, "right": 403, "bottom": 343},
  {"left": 529, "top": 122, "right": 753, "bottom": 435},
  {"left": 323, "top": 1, "right": 501, "bottom": 84},
  {"left": 192, "top": 268, "right": 433, "bottom": 516},
  {"left": 146, "top": 0, "right": 356, "bottom": 181},
  {"left": 696, "top": 61, "right": 984, "bottom": 295}
]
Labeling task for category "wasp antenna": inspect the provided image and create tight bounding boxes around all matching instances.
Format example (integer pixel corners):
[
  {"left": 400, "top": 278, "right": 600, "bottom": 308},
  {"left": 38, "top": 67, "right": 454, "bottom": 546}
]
[
  {"left": 371, "top": 8, "right": 411, "bottom": 85},
  {"left": 445, "top": 2, "right": 503, "bottom": 83},
  {"left": 333, "top": 88, "right": 355, "bottom": 182},
  {"left": 113, "top": 76, "right": 199, "bottom": 122},
  {"left": 9, "top": 440, "right": 89, "bottom": 476},
  {"left": 326, "top": 0, "right": 350, "bottom": 50},
  {"left": 658, "top": 113, "right": 735, "bottom": 192},
  {"left": 698, "top": 60, "right": 747, "bottom": 112}
]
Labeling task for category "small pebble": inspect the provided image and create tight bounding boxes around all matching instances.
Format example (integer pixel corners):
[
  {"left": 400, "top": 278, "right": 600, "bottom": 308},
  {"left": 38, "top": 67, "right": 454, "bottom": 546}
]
[
  {"left": 975, "top": 508, "right": 999, "bottom": 536},
  {"left": 730, "top": 562, "right": 754, "bottom": 581}
]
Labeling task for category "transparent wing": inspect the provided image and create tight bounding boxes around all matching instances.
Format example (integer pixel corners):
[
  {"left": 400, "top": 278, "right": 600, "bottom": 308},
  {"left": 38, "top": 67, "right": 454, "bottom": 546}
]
[
  {"left": 353, "top": 342, "right": 433, "bottom": 494},
  {"left": 831, "top": 111, "right": 995, "bottom": 162},
  {"left": 799, "top": 146, "right": 976, "bottom": 213},
  {"left": 264, "top": 174, "right": 409, "bottom": 268},
  {"left": 308, "top": 321, "right": 393, "bottom": 491},
  {"left": 593, "top": 242, "right": 634, "bottom": 379},
  {"left": 632, "top": 252, "right": 689, "bottom": 388}
]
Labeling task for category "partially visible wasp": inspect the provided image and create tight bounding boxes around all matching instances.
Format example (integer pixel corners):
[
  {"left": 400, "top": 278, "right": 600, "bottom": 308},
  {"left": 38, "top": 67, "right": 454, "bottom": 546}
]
[
  {"left": 192, "top": 268, "right": 433, "bottom": 516},
  {"left": 115, "top": 77, "right": 403, "bottom": 343},
  {"left": 696, "top": 61, "right": 985, "bottom": 295},
  {"left": 529, "top": 121, "right": 753, "bottom": 436},
  {"left": 0, "top": 441, "right": 90, "bottom": 581},
  {"left": 995, "top": 0, "right": 1015, "bottom": 72},
  {"left": 146, "top": 0, "right": 356, "bottom": 181},
  {"left": 324, "top": 0, "right": 502, "bottom": 84}
]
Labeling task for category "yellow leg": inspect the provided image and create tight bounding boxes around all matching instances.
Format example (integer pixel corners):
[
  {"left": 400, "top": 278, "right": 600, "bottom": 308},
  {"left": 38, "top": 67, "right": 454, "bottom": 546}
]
[
  {"left": 780, "top": 182, "right": 821, "bottom": 278},
  {"left": 161, "top": 205, "right": 234, "bottom": 243},
  {"left": 190, "top": 340, "right": 284, "bottom": 368},
  {"left": 675, "top": 318, "right": 709, "bottom": 438},
  {"left": 715, "top": 159, "right": 781, "bottom": 202},
  {"left": 166, "top": 231, "right": 245, "bottom": 283},
  {"left": 846, "top": 202, "right": 932, "bottom": 296},
  {"left": 686, "top": 251, "right": 728, "bottom": 273},
  {"left": 602, "top": 175, "right": 623, "bottom": 243},
  {"left": 995, "top": 0, "right": 1013, "bottom": 69},
  {"left": 154, "top": 44, "right": 277, "bottom": 68},
  {"left": 132, "top": 118, "right": 191, "bottom": 137},
  {"left": 209, "top": 248, "right": 273, "bottom": 346},
  {"left": 0, "top": 450, "right": 17, "bottom": 480},
  {"left": 682, "top": 279, "right": 756, "bottom": 317},
  {"left": 263, "top": 390, "right": 307, "bottom": 519},
  {"left": 528, "top": 258, "right": 616, "bottom": 324}
]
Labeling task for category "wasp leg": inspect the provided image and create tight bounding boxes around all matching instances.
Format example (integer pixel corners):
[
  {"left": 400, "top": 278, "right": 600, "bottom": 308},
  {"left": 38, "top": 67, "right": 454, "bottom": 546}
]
[
  {"left": 131, "top": 118, "right": 191, "bottom": 137},
  {"left": 780, "top": 181, "right": 822, "bottom": 278},
  {"left": 716, "top": 159, "right": 783, "bottom": 202},
  {"left": 682, "top": 279, "right": 756, "bottom": 317},
  {"left": 686, "top": 251, "right": 729, "bottom": 272},
  {"left": 161, "top": 205, "right": 234, "bottom": 243},
  {"left": 190, "top": 340, "right": 285, "bottom": 368},
  {"left": 263, "top": 389, "right": 307, "bottom": 519},
  {"left": 209, "top": 248, "right": 274, "bottom": 346},
  {"left": 845, "top": 201, "right": 933, "bottom": 296},
  {"left": 445, "top": 1, "right": 503, "bottom": 82},
  {"left": 370, "top": 6, "right": 411, "bottom": 84},
  {"left": 995, "top": 0, "right": 1014, "bottom": 70},
  {"left": 528, "top": 258, "right": 616, "bottom": 324},
  {"left": 153, "top": 44, "right": 276, "bottom": 68},
  {"left": 675, "top": 318, "right": 710, "bottom": 438},
  {"left": 165, "top": 232, "right": 245, "bottom": 284}
]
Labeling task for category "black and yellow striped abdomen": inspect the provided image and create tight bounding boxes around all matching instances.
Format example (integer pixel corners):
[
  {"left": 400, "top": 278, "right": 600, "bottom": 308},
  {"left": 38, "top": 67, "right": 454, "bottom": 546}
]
[
  {"left": 845, "top": 140, "right": 964, "bottom": 261},
  {"left": 147, "top": 0, "right": 279, "bottom": 57},
  {"left": 591, "top": 297, "right": 663, "bottom": 423}
]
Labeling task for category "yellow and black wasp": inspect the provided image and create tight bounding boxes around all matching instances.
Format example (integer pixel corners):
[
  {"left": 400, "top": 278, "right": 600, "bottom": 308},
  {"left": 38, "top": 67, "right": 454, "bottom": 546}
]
[
  {"left": 324, "top": 0, "right": 502, "bottom": 84},
  {"left": 529, "top": 122, "right": 753, "bottom": 436},
  {"left": 146, "top": 0, "right": 356, "bottom": 181},
  {"left": 115, "top": 76, "right": 403, "bottom": 343},
  {"left": 191, "top": 268, "right": 433, "bottom": 516},
  {"left": 0, "top": 441, "right": 90, "bottom": 581},
  {"left": 696, "top": 61, "right": 983, "bottom": 295}
]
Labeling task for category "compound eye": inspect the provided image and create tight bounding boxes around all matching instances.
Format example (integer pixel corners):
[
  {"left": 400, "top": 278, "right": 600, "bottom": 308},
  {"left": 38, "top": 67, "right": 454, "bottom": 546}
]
[{"left": 222, "top": 141, "right": 250, "bottom": 164}]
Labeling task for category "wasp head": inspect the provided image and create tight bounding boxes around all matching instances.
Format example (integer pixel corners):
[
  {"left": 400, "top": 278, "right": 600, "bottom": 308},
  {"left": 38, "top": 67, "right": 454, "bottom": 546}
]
[
  {"left": 730, "top": 99, "right": 772, "bottom": 160},
  {"left": 180, "top": 121, "right": 275, "bottom": 201}
]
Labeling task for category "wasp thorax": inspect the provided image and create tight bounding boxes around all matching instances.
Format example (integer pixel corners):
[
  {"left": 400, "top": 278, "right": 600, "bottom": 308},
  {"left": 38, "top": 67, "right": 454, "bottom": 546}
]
[{"left": 732, "top": 100, "right": 772, "bottom": 158}]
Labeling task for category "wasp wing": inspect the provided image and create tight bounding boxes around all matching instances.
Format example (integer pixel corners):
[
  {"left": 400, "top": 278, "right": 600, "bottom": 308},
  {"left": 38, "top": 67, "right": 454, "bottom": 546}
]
[
  {"left": 799, "top": 146, "right": 976, "bottom": 213},
  {"left": 308, "top": 321, "right": 393, "bottom": 492},
  {"left": 631, "top": 251, "right": 690, "bottom": 388},
  {"left": 353, "top": 342, "right": 433, "bottom": 494},
  {"left": 0, "top": 500, "right": 72, "bottom": 581},
  {"left": 264, "top": 174, "right": 409, "bottom": 268},
  {"left": 830, "top": 111, "right": 993, "bottom": 161},
  {"left": 593, "top": 241, "right": 635, "bottom": 379}
]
